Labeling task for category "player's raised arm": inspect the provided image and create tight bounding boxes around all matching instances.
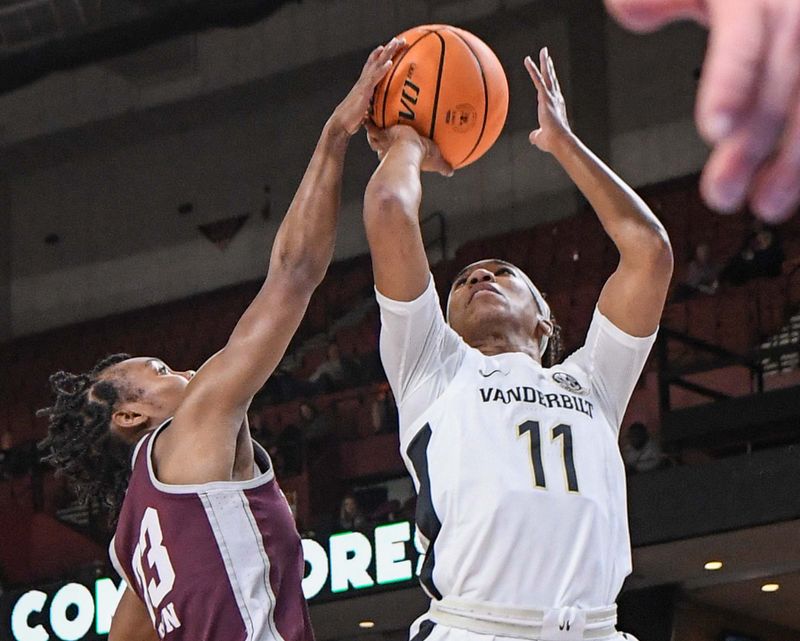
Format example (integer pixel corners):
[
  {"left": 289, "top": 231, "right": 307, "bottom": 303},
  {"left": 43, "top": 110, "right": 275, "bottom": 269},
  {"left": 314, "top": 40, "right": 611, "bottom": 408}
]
[
  {"left": 525, "top": 48, "right": 673, "bottom": 336},
  {"left": 363, "top": 125, "right": 452, "bottom": 302},
  {"left": 174, "top": 39, "right": 404, "bottom": 431}
]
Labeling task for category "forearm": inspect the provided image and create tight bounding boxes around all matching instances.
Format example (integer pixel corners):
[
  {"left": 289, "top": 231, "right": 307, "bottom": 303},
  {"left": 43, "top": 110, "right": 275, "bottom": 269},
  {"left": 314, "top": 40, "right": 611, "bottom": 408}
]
[
  {"left": 364, "top": 138, "right": 426, "bottom": 224},
  {"left": 550, "top": 133, "right": 671, "bottom": 264},
  {"left": 363, "top": 135, "right": 431, "bottom": 301},
  {"left": 269, "top": 119, "right": 351, "bottom": 286}
]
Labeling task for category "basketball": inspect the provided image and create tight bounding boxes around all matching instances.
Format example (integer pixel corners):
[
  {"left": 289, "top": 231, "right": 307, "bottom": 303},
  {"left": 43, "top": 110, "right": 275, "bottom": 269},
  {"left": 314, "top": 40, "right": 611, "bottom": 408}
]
[{"left": 371, "top": 24, "right": 509, "bottom": 170}]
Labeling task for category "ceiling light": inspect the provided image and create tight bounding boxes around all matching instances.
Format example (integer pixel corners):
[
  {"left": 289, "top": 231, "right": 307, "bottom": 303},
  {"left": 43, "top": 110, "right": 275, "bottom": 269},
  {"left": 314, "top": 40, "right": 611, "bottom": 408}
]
[
  {"left": 761, "top": 583, "right": 780, "bottom": 593},
  {"left": 359, "top": 621, "right": 375, "bottom": 629},
  {"left": 704, "top": 561, "right": 723, "bottom": 571}
]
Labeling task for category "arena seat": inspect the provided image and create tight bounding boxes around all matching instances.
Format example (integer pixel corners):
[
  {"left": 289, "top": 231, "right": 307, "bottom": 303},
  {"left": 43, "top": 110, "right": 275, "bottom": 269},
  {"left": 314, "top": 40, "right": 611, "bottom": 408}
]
[
  {"left": 333, "top": 397, "right": 364, "bottom": 441},
  {"left": 334, "top": 324, "right": 362, "bottom": 355},
  {"left": 753, "top": 276, "right": 789, "bottom": 339},
  {"left": 298, "top": 343, "right": 329, "bottom": 379},
  {"left": 685, "top": 297, "right": 718, "bottom": 346},
  {"left": 336, "top": 432, "right": 403, "bottom": 480},
  {"left": 716, "top": 291, "right": 758, "bottom": 355},
  {"left": 8, "top": 173, "right": 800, "bottom": 560}
]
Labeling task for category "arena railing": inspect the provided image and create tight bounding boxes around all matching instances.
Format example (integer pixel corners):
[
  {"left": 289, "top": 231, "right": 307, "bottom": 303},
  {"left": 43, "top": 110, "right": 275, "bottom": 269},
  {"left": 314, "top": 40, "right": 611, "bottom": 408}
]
[{"left": 655, "top": 327, "right": 765, "bottom": 415}]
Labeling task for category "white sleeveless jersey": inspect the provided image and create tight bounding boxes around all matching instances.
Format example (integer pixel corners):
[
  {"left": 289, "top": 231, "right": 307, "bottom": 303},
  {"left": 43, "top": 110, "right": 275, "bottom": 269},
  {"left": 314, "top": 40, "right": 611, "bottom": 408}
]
[{"left": 376, "top": 275, "right": 656, "bottom": 610}]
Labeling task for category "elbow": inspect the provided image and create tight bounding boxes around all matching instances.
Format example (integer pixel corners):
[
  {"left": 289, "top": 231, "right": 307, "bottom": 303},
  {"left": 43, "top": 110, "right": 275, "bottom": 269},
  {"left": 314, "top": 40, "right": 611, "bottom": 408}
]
[
  {"left": 269, "top": 260, "right": 325, "bottom": 297},
  {"left": 364, "top": 179, "right": 418, "bottom": 228},
  {"left": 642, "top": 227, "right": 674, "bottom": 277},
  {"left": 270, "top": 246, "right": 331, "bottom": 292},
  {"left": 284, "top": 257, "right": 329, "bottom": 291},
  {"left": 618, "top": 222, "right": 673, "bottom": 277}
]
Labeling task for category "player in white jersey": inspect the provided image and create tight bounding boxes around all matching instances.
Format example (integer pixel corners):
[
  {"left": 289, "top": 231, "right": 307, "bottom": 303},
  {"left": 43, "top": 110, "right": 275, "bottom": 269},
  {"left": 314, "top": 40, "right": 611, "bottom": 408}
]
[{"left": 362, "top": 48, "right": 672, "bottom": 641}]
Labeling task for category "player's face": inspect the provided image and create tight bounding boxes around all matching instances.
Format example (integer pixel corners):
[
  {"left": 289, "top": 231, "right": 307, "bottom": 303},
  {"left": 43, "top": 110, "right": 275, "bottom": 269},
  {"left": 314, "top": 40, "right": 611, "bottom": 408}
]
[
  {"left": 448, "top": 260, "right": 541, "bottom": 338},
  {"left": 104, "top": 357, "right": 195, "bottom": 428}
]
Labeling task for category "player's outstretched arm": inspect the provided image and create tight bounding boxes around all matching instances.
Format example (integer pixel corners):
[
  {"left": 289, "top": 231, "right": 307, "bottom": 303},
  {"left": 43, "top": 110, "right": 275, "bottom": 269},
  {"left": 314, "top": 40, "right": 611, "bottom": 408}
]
[
  {"left": 174, "top": 40, "right": 404, "bottom": 434},
  {"left": 363, "top": 124, "right": 452, "bottom": 302},
  {"left": 605, "top": 0, "right": 800, "bottom": 223},
  {"left": 525, "top": 48, "right": 673, "bottom": 337}
]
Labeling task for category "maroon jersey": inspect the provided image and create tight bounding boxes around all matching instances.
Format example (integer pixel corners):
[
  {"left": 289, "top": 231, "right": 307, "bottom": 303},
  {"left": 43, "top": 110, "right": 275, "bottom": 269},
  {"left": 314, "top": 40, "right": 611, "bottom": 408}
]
[{"left": 110, "top": 421, "right": 313, "bottom": 641}]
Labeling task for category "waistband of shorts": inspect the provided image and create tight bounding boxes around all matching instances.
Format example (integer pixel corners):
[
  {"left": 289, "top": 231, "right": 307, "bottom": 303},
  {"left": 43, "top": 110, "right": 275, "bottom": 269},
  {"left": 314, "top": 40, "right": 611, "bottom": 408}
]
[{"left": 428, "top": 596, "right": 618, "bottom": 640}]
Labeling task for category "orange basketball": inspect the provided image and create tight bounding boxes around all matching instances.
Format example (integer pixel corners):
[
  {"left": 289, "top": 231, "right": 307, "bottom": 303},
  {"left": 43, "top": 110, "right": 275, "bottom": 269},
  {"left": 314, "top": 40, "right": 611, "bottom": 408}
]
[{"left": 372, "top": 24, "right": 509, "bottom": 170}]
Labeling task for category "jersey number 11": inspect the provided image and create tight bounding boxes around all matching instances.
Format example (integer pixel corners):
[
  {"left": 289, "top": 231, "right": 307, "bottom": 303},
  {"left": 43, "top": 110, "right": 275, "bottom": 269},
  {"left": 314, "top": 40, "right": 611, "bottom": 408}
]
[{"left": 516, "top": 421, "right": 579, "bottom": 492}]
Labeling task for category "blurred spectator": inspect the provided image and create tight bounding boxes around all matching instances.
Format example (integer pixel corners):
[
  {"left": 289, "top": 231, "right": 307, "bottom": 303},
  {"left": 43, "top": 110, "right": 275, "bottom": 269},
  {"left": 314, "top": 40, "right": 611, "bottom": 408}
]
[
  {"left": 299, "top": 401, "right": 331, "bottom": 444},
  {"left": 369, "top": 499, "right": 402, "bottom": 523},
  {"left": 338, "top": 492, "right": 368, "bottom": 532},
  {"left": 622, "top": 422, "right": 665, "bottom": 474},
  {"left": 276, "top": 423, "right": 304, "bottom": 478},
  {"left": 358, "top": 349, "right": 385, "bottom": 384},
  {"left": 284, "top": 489, "right": 299, "bottom": 523},
  {"left": 0, "top": 432, "right": 35, "bottom": 479},
  {"left": 267, "top": 444, "right": 287, "bottom": 478},
  {"left": 259, "top": 360, "right": 298, "bottom": 404},
  {"left": 370, "top": 386, "right": 397, "bottom": 433},
  {"left": 308, "top": 342, "right": 359, "bottom": 392},
  {"left": 674, "top": 243, "right": 720, "bottom": 300},
  {"left": 721, "top": 221, "right": 784, "bottom": 286},
  {"left": 0, "top": 430, "right": 13, "bottom": 480},
  {"left": 248, "top": 408, "right": 270, "bottom": 446},
  {"left": 399, "top": 495, "right": 417, "bottom": 522}
]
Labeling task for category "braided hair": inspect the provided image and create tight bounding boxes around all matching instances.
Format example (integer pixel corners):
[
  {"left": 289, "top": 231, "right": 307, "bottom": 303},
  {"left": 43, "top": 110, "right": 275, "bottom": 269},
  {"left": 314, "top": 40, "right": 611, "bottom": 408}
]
[
  {"left": 542, "top": 314, "right": 564, "bottom": 368},
  {"left": 38, "top": 353, "right": 135, "bottom": 527}
]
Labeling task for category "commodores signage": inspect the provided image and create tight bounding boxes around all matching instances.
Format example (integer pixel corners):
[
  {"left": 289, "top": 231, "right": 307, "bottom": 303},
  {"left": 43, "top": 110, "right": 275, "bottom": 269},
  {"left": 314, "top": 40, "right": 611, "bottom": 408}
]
[{"left": 4, "top": 522, "right": 421, "bottom": 641}]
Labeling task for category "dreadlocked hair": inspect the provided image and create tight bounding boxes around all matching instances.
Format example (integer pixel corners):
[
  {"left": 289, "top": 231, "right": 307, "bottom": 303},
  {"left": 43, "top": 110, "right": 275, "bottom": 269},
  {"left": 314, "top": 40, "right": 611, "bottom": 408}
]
[
  {"left": 38, "top": 353, "right": 134, "bottom": 528},
  {"left": 542, "top": 315, "right": 564, "bottom": 368}
]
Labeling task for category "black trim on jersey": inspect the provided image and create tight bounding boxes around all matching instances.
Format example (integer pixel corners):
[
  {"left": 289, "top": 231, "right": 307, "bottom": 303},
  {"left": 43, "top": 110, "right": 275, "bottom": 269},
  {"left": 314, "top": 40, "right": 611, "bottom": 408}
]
[
  {"left": 411, "top": 620, "right": 437, "bottom": 641},
  {"left": 407, "top": 423, "right": 443, "bottom": 600}
]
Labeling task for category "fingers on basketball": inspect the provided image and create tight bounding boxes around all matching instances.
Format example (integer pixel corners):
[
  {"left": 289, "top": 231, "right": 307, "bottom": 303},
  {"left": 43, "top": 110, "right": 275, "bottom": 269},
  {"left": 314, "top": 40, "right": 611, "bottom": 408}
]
[{"left": 373, "top": 24, "right": 509, "bottom": 169}]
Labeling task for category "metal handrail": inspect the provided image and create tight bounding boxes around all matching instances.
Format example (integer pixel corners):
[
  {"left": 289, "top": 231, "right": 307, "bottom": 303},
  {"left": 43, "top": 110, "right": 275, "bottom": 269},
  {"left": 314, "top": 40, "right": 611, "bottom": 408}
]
[{"left": 656, "top": 327, "right": 765, "bottom": 415}]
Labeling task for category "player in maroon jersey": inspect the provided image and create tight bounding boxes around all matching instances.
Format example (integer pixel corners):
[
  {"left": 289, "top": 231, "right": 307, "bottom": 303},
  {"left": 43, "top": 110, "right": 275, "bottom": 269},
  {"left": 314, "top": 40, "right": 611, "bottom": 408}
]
[{"left": 38, "top": 39, "right": 405, "bottom": 641}]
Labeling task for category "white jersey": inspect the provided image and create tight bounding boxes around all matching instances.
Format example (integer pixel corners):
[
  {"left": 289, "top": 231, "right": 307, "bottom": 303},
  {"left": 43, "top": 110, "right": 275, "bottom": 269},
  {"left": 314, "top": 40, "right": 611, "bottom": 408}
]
[{"left": 377, "top": 275, "right": 656, "bottom": 611}]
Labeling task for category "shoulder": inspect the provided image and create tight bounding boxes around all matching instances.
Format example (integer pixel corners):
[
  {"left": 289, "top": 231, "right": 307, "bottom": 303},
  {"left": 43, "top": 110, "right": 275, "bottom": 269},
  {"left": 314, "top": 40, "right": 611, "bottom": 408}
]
[{"left": 547, "top": 359, "right": 593, "bottom": 396}]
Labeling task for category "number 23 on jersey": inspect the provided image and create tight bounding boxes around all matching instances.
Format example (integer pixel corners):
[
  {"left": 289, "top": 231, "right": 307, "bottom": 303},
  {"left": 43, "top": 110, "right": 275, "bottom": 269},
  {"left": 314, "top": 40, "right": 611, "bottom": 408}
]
[{"left": 132, "top": 507, "right": 183, "bottom": 638}]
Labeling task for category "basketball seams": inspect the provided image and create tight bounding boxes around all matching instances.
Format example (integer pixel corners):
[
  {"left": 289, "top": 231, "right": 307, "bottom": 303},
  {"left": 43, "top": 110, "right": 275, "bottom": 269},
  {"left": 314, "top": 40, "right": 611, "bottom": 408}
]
[
  {"left": 377, "top": 24, "right": 507, "bottom": 169},
  {"left": 378, "top": 31, "right": 435, "bottom": 129},
  {"left": 428, "top": 29, "right": 447, "bottom": 140},
  {"left": 445, "top": 27, "right": 490, "bottom": 168}
]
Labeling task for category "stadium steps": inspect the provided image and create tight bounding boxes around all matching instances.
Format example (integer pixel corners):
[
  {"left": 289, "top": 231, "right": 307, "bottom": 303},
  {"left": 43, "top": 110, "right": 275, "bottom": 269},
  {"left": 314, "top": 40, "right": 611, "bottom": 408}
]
[{"left": 758, "top": 310, "right": 800, "bottom": 375}]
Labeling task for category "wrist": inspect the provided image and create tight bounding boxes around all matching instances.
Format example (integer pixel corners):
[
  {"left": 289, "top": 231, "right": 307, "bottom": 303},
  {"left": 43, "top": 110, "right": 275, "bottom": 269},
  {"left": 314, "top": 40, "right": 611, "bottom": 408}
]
[
  {"left": 382, "top": 126, "right": 427, "bottom": 162},
  {"left": 322, "top": 117, "right": 353, "bottom": 149},
  {"left": 548, "top": 130, "right": 580, "bottom": 157},
  {"left": 394, "top": 134, "right": 428, "bottom": 161}
]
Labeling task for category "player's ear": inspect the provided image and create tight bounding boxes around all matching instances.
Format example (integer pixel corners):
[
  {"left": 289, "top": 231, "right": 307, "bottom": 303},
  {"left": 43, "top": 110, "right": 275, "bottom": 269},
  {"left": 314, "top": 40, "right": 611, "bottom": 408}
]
[
  {"left": 536, "top": 316, "right": 554, "bottom": 340},
  {"left": 111, "top": 408, "right": 149, "bottom": 432}
]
